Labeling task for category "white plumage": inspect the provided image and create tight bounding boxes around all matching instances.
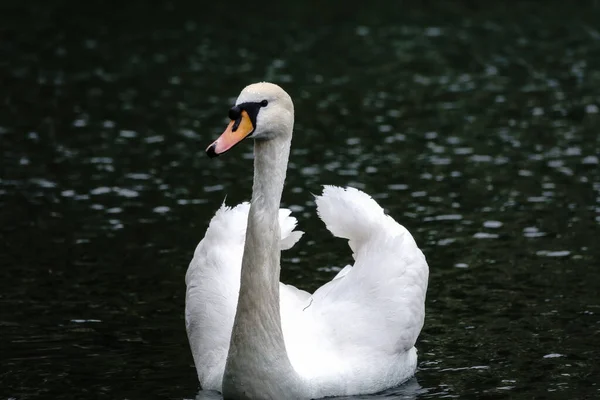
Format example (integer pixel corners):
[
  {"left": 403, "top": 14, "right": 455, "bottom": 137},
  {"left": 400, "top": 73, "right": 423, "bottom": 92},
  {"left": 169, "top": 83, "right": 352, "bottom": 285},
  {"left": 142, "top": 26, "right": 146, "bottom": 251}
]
[
  {"left": 186, "top": 186, "right": 428, "bottom": 397},
  {"left": 185, "top": 83, "right": 429, "bottom": 399}
]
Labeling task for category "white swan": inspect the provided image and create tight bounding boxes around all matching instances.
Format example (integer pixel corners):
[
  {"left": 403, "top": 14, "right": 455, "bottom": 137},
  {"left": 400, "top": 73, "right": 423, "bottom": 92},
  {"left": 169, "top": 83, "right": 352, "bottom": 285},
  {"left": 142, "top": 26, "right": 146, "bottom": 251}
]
[{"left": 185, "top": 82, "right": 429, "bottom": 399}]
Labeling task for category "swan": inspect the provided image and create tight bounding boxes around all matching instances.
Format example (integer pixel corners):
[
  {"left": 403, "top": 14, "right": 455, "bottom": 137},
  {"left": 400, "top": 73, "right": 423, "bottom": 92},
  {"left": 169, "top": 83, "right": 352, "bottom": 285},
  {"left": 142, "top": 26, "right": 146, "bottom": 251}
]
[{"left": 185, "top": 82, "right": 429, "bottom": 399}]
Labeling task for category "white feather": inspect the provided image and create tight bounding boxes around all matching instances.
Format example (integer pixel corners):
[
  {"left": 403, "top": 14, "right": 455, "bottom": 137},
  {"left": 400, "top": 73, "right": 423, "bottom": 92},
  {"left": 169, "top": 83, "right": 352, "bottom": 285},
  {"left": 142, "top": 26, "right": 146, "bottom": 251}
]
[{"left": 185, "top": 186, "right": 428, "bottom": 397}]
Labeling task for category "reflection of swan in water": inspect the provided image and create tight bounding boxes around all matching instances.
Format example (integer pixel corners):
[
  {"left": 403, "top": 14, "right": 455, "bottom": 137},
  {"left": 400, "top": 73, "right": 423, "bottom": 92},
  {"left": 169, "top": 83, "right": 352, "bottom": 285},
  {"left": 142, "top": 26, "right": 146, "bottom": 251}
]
[
  {"left": 185, "top": 82, "right": 429, "bottom": 399},
  {"left": 194, "top": 378, "right": 425, "bottom": 400}
]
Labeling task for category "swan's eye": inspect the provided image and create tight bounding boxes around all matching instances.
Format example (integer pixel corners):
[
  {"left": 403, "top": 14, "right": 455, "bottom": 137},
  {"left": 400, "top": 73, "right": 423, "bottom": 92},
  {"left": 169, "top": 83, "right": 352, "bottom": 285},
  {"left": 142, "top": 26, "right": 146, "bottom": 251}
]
[{"left": 260, "top": 100, "right": 268, "bottom": 107}]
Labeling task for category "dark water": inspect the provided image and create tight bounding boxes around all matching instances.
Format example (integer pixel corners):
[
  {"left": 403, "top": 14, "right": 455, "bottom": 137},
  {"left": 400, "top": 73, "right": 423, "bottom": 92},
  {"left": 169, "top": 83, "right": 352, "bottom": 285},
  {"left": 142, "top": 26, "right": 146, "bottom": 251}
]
[{"left": 2, "top": 1, "right": 600, "bottom": 399}]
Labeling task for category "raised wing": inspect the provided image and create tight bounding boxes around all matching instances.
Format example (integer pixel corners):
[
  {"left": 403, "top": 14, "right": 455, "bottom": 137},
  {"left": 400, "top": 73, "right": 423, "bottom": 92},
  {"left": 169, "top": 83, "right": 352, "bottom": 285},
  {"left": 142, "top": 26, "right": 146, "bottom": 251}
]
[{"left": 310, "top": 186, "right": 429, "bottom": 357}]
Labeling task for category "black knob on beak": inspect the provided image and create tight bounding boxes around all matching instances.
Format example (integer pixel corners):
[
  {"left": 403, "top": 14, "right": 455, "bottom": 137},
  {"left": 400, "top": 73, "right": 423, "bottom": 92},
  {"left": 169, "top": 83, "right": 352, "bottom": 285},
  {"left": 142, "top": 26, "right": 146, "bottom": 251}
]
[{"left": 228, "top": 106, "right": 241, "bottom": 121}]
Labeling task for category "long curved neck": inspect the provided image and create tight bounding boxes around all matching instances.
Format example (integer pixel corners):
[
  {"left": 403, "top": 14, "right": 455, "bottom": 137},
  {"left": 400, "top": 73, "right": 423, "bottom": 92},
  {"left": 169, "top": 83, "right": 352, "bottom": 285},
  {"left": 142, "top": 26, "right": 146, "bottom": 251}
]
[{"left": 223, "top": 134, "right": 305, "bottom": 399}]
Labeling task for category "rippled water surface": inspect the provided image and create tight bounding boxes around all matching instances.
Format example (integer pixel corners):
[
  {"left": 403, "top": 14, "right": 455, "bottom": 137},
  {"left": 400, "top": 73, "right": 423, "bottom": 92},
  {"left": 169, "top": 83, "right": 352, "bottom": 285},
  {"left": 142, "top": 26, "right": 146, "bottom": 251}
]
[{"left": 2, "top": 1, "right": 600, "bottom": 399}]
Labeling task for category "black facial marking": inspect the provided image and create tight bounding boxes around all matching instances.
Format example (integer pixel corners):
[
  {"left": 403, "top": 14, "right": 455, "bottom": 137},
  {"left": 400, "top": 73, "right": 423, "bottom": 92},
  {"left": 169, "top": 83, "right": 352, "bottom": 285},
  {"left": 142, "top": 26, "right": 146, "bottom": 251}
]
[
  {"left": 232, "top": 115, "right": 242, "bottom": 131},
  {"left": 228, "top": 101, "right": 269, "bottom": 133}
]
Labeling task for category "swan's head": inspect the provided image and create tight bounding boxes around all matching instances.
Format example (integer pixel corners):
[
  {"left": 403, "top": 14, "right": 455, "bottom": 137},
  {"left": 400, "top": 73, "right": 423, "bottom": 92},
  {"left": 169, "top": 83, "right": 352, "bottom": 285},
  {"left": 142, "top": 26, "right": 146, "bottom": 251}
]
[{"left": 206, "top": 82, "right": 294, "bottom": 157}]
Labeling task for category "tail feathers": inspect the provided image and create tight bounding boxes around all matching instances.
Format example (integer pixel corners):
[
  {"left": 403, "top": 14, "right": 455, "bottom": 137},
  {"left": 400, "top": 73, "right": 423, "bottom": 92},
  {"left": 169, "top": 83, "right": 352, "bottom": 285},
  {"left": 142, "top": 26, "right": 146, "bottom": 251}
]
[
  {"left": 315, "top": 186, "right": 386, "bottom": 245},
  {"left": 204, "top": 202, "right": 303, "bottom": 250}
]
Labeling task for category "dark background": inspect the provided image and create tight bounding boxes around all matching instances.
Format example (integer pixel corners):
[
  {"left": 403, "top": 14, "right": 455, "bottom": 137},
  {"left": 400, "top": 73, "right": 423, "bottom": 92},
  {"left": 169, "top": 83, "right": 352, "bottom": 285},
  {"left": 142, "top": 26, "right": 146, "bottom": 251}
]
[{"left": 2, "top": 1, "right": 599, "bottom": 399}]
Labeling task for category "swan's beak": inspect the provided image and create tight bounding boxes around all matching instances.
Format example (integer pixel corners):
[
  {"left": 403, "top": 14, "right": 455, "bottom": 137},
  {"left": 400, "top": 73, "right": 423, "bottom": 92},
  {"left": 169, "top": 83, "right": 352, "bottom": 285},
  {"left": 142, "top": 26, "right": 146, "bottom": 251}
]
[{"left": 206, "top": 110, "right": 254, "bottom": 158}]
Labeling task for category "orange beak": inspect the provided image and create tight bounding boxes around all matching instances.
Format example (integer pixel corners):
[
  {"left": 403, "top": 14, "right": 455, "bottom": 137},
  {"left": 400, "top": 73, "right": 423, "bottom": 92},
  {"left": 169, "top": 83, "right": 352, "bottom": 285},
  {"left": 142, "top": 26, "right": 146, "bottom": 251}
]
[{"left": 206, "top": 110, "right": 254, "bottom": 158}]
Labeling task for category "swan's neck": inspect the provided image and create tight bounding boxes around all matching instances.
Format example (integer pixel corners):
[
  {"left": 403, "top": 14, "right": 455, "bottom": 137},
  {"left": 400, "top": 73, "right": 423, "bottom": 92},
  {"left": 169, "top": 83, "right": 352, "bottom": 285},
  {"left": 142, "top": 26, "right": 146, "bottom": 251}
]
[{"left": 223, "top": 134, "right": 305, "bottom": 399}]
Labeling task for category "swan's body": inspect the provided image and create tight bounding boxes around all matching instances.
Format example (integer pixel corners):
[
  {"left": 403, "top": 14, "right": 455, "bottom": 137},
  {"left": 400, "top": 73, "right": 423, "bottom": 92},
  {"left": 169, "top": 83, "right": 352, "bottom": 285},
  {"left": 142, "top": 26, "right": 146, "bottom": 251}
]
[{"left": 185, "top": 83, "right": 429, "bottom": 399}]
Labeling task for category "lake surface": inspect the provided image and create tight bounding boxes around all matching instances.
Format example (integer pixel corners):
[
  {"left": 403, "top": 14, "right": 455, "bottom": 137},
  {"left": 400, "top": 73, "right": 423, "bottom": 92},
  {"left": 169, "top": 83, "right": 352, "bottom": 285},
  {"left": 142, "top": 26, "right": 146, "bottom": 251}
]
[{"left": 2, "top": 1, "right": 599, "bottom": 399}]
